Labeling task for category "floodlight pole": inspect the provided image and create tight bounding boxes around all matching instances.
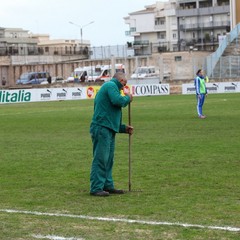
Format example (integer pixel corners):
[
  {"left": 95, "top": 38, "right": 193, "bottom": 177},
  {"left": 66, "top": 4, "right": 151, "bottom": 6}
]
[{"left": 69, "top": 21, "right": 94, "bottom": 45}]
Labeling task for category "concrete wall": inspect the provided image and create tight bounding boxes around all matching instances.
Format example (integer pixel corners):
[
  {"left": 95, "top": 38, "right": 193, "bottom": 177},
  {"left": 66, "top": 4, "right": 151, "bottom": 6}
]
[{"left": 0, "top": 51, "right": 210, "bottom": 87}]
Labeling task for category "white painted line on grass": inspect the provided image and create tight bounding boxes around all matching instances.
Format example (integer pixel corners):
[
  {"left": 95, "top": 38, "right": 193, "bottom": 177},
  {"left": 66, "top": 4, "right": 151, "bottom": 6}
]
[
  {"left": 1, "top": 209, "right": 240, "bottom": 232},
  {"left": 32, "top": 234, "right": 84, "bottom": 240}
]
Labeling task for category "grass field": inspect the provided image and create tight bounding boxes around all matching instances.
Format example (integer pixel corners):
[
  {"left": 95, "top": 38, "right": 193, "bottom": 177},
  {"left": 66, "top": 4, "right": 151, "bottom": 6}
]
[{"left": 0, "top": 93, "right": 240, "bottom": 240}]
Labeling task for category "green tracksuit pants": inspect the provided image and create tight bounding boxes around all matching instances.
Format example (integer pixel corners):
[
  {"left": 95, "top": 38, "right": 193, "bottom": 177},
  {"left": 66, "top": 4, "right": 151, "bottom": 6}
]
[{"left": 90, "top": 123, "right": 116, "bottom": 193}]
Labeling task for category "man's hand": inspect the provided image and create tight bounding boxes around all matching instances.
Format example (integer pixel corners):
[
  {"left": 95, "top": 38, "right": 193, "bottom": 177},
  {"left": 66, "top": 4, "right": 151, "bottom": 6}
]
[
  {"left": 126, "top": 125, "right": 134, "bottom": 135},
  {"left": 126, "top": 93, "right": 133, "bottom": 102}
]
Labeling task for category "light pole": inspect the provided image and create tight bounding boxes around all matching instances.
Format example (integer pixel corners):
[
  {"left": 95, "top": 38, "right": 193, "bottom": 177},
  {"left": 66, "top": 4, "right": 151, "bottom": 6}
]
[{"left": 69, "top": 21, "right": 94, "bottom": 45}]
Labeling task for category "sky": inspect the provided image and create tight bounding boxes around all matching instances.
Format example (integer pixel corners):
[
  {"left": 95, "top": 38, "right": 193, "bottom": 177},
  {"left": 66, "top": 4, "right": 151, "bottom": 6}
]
[{"left": 0, "top": 0, "right": 167, "bottom": 47}]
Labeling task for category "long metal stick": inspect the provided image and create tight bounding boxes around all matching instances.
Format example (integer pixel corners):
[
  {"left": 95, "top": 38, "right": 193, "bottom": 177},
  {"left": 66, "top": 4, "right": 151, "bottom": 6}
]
[{"left": 128, "top": 102, "right": 132, "bottom": 192}]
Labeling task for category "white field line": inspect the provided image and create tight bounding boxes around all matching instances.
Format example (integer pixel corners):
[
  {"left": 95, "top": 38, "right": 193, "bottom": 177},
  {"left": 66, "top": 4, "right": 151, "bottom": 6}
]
[
  {"left": 32, "top": 234, "right": 84, "bottom": 240},
  {"left": 0, "top": 107, "right": 79, "bottom": 116},
  {"left": 1, "top": 209, "right": 240, "bottom": 232}
]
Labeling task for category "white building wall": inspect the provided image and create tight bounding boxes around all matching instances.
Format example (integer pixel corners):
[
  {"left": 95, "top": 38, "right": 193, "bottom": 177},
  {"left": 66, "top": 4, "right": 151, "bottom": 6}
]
[
  {"left": 135, "top": 13, "right": 155, "bottom": 33},
  {"left": 4, "top": 28, "right": 29, "bottom": 38},
  {"left": 142, "top": 32, "right": 157, "bottom": 42}
]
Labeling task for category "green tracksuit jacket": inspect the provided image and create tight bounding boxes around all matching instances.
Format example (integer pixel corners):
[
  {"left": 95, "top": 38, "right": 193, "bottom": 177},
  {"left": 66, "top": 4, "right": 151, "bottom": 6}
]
[
  {"left": 91, "top": 78, "right": 130, "bottom": 132},
  {"left": 90, "top": 78, "right": 131, "bottom": 193}
]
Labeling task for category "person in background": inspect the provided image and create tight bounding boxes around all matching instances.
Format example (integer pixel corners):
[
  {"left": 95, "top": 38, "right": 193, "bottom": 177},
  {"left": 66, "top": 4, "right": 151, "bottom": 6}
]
[
  {"left": 194, "top": 69, "right": 208, "bottom": 119},
  {"left": 47, "top": 74, "right": 52, "bottom": 84},
  {"left": 89, "top": 72, "right": 133, "bottom": 197},
  {"left": 2, "top": 77, "right": 6, "bottom": 86},
  {"left": 80, "top": 71, "right": 87, "bottom": 82},
  {"left": 74, "top": 74, "right": 79, "bottom": 83}
]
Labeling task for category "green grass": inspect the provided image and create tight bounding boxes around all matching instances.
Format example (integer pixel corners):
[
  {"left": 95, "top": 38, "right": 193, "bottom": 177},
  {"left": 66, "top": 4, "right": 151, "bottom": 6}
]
[{"left": 0, "top": 93, "right": 240, "bottom": 239}]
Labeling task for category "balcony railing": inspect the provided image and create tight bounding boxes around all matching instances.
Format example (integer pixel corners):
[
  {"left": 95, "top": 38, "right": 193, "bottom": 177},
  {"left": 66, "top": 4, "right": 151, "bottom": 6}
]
[
  {"left": 133, "top": 40, "right": 149, "bottom": 46},
  {"left": 180, "top": 20, "right": 230, "bottom": 30},
  {"left": 154, "top": 24, "right": 166, "bottom": 31},
  {"left": 176, "top": 5, "right": 230, "bottom": 17}
]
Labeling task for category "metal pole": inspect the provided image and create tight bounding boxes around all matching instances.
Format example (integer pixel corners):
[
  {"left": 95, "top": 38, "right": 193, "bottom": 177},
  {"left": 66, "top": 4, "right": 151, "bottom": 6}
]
[
  {"left": 69, "top": 21, "right": 94, "bottom": 46},
  {"left": 80, "top": 28, "right": 83, "bottom": 45},
  {"left": 128, "top": 102, "right": 132, "bottom": 192}
]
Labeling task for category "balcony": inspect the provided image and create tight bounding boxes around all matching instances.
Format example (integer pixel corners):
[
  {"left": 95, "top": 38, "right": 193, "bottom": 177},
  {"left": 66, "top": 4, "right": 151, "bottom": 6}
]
[
  {"left": 154, "top": 24, "right": 166, "bottom": 31},
  {"left": 176, "top": 5, "right": 230, "bottom": 17},
  {"left": 132, "top": 40, "right": 149, "bottom": 49},
  {"left": 180, "top": 20, "right": 230, "bottom": 31},
  {"left": 125, "top": 27, "right": 137, "bottom": 37}
]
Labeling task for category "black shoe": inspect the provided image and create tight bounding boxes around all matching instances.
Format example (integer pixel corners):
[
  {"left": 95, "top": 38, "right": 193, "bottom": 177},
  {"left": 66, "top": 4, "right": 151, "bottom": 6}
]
[
  {"left": 90, "top": 191, "right": 110, "bottom": 197},
  {"left": 104, "top": 189, "right": 124, "bottom": 194}
]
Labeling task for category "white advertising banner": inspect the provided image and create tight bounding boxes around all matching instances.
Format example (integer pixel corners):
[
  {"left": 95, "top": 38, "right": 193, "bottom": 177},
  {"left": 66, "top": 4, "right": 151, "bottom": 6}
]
[
  {"left": 131, "top": 84, "right": 169, "bottom": 96},
  {"left": 182, "top": 82, "right": 240, "bottom": 95},
  {"left": 0, "top": 84, "right": 170, "bottom": 104},
  {"left": 37, "top": 87, "right": 86, "bottom": 101}
]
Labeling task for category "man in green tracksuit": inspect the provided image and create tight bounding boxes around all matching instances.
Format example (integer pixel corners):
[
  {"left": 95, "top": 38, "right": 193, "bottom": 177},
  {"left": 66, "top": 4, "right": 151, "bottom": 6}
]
[{"left": 90, "top": 72, "right": 133, "bottom": 197}]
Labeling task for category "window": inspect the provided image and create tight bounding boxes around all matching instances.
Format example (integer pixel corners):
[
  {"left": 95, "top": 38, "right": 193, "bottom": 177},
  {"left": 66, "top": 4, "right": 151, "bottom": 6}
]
[
  {"left": 160, "top": 20, "right": 165, "bottom": 25},
  {"left": 155, "top": 18, "right": 165, "bottom": 26},
  {"left": 175, "top": 56, "right": 182, "bottom": 61},
  {"left": 157, "top": 32, "right": 165, "bottom": 39},
  {"left": 130, "top": 27, "right": 136, "bottom": 32}
]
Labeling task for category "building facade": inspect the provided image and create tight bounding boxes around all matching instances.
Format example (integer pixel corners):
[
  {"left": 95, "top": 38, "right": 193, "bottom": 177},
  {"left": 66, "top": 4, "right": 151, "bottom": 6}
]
[
  {"left": 124, "top": 0, "right": 231, "bottom": 53},
  {"left": 0, "top": 28, "right": 91, "bottom": 57},
  {"left": 124, "top": 1, "right": 178, "bottom": 55},
  {"left": 0, "top": 28, "right": 38, "bottom": 56},
  {"left": 0, "top": 28, "right": 91, "bottom": 86},
  {"left": 177, "top": 0, "right": 230, "bottom": 51},
  {"left": 230, "top": 0, "right": 240, "bottom": 29},
  {"left": 37, "top": 38, "right": 90, "bottom": 56}
]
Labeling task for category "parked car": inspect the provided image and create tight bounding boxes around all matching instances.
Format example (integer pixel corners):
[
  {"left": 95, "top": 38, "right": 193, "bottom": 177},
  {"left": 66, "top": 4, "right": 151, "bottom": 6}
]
[
  {"left": 16, "top": 71, "right": 50, "bottom": 84},
  {"left": 131, "top": 66, "right": 158, "bottom": 79}
]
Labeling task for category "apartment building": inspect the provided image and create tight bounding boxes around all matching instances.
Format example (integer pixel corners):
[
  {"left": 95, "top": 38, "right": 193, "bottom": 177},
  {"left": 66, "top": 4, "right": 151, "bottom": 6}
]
[
  {"left": 177, "top": 0, "right": 230, "bottom": 51},
  {"left": 124, "top": 0, "right": 230, "bottom": 54},
  {"left": 0, "top": 28, "right": 38, "bottom": 56},
  {"left": 124, "top": 1, "right": 178, "bottom": 55},
  {"left": 0, "top": 27, "right": 90, "bottom": 57}
]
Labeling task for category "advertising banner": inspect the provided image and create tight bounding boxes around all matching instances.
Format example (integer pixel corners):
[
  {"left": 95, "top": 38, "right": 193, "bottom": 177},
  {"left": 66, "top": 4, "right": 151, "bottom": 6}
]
[
  {"left": 0, "top": 87, "right": 85, "bottom": 104},
  {"left": 0, "top": 84, "right": 170, "bottom": 104},
  {"left": 182, "top": 82, "right": 240, "bottom": 95},
  {"left": 131, "top": 84, "right": 169, "bottom": 96}
]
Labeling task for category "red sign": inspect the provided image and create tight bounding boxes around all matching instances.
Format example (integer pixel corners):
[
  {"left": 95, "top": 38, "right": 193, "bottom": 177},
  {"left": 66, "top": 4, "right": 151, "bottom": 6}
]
[{"left": 87, "top": 87, "right": 95, "bottom": 98}]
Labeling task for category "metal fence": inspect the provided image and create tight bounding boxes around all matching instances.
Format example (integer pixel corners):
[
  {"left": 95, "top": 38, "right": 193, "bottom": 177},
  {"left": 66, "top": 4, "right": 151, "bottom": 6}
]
[
  {"left": 0, "top": 41, "right": 217, "bottom": 59},
  {"left": 206, "top": 23, "right": 240, "bottom": 77},
  {"left": 89, "top": 42, "right": 217, "bottom": 60},
  {"left": 211, "top": 56, "right": 240, "bottom": 78}
]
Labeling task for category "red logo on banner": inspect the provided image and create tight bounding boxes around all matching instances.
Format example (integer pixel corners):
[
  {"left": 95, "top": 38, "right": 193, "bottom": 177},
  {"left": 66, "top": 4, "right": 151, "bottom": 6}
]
[{"left": 87, "top": 87, "right": 94, "bottom": 98}]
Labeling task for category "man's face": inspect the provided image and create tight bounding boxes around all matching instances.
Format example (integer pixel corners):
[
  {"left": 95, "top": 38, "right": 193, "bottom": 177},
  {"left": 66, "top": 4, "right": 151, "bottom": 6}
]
[{"left": 120, "top": 78, "right": 127, "bottom": 89}]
